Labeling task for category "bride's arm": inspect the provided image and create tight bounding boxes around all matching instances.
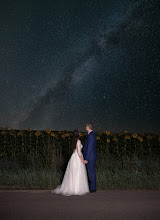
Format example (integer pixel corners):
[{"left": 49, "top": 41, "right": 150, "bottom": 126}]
[
  {"left": 79, "top": 155, "right": 88, "bottom": 164},
  {"left": 77, "top": 140, "right": 88, "bottom": 164}
]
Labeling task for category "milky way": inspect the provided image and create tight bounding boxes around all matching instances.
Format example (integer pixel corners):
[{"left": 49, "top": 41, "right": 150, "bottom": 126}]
[{"left": 0, "top": 0, "right": 159, "bottom": 132}]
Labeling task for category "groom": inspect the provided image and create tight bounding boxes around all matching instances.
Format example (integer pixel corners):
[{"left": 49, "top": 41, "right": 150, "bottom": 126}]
[{"left": 83, "top": 123, "right": 97, "bottom": 193}]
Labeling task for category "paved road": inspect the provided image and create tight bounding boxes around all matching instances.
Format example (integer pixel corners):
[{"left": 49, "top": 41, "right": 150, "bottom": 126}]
[{"left": 0, "top": 190, "right": 160, "bottom": 220}]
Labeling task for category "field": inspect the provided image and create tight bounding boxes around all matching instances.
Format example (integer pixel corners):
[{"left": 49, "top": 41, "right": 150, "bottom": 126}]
[{"left": 0, "top": 127, "right": 160, "bottom": 190}]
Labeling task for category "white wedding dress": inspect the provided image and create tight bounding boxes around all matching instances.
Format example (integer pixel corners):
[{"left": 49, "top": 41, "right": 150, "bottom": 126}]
[{"left": 51, "top": 139, "right": 89, "bottom": 196}]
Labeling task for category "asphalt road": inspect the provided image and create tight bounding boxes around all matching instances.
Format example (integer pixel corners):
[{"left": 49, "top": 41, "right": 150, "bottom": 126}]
[{"left": 0, "top": 190, "right": 160, "bottom": 220}]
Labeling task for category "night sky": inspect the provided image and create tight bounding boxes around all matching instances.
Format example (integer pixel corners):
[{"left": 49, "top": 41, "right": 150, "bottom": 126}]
[{"left": 0, "top": 0, "right": 160, "bottom": 133}]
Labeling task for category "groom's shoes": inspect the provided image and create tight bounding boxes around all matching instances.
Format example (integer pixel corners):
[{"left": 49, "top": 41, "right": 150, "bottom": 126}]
[{"left": 90, "top": 190, "right": 96, "bottom": 193}]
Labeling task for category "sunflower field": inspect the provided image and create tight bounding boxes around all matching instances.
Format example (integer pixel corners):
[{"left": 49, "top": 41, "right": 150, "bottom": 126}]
[{"left": 0, "top": 127, "right": 160, "bottom": 189}]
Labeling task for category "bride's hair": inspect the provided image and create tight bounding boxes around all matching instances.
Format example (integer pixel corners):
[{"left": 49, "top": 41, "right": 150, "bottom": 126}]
[{"left": 72, "top": 129, "right": 80, "bottom": 150}]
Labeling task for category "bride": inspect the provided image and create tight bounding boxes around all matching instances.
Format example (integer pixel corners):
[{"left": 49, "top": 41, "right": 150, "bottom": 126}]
[{"left": 51, "top": 130, "right": 90, "bottom": 196}]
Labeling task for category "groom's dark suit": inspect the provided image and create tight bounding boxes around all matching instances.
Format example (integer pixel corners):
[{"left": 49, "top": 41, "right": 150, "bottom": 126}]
[{"left": 83, "top": 130, "right": 97, "bottom": 191}]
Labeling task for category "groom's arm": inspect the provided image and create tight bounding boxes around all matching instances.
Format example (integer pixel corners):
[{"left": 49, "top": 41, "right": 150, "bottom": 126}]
[{"left": 85, "top": 135, "right": 94, "bottom": 162}]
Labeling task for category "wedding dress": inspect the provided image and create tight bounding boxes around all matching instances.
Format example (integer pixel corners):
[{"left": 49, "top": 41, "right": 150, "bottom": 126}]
[{"left": 51, "top": 139, "right": 89, "bottom": 196}]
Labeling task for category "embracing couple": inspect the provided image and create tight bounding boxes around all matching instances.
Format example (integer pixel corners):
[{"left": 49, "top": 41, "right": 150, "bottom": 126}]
[{"left": 51, "top": 123, "right": 97, "bottom": 196}]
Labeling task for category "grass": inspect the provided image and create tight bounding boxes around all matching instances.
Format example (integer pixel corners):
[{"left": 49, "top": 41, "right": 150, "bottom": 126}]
[{"left": 0, "top": 155, "right": 160, "bottom": 190}]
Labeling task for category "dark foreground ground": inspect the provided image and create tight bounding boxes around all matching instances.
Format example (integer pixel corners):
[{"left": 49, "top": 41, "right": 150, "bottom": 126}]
[{"left": 0, "top": 190, "right": 160, "bottom": 220}]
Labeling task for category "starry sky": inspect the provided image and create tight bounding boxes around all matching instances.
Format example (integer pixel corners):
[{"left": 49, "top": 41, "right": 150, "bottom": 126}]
[{"left": 0, "top": 0, "right": 160, "bottom": 133}]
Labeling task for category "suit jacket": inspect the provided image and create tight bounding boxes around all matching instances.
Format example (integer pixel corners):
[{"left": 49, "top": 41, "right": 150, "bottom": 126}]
[{"left": 83, "top": 130, "right": 97, "bottom": 161}]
